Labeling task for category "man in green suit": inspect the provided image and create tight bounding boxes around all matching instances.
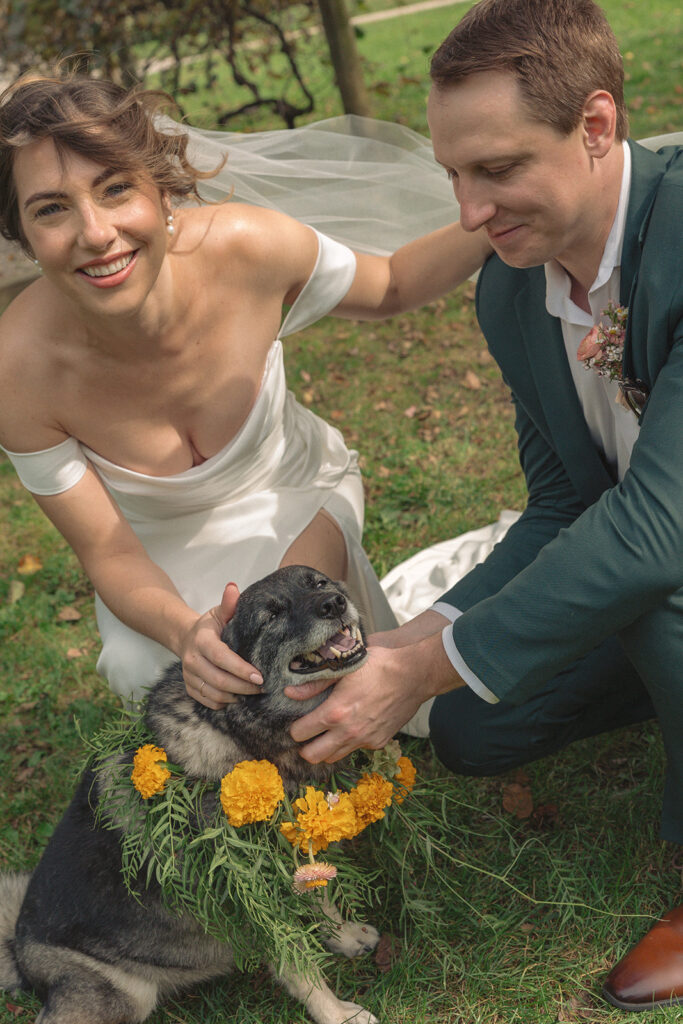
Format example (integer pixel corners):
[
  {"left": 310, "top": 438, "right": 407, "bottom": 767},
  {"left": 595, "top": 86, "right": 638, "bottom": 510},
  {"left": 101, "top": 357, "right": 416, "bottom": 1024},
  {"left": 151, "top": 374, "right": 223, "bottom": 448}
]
[{"left": 289, "top": 0, "right": 683, "bottom": 1009}]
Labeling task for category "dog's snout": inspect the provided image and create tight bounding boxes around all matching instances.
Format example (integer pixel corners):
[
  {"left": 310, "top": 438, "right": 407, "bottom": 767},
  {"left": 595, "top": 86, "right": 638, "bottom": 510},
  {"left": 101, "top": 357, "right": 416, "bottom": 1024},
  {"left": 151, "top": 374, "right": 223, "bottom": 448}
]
[{"left": 316, "top": 591, "right": 347, "bottom": 620}]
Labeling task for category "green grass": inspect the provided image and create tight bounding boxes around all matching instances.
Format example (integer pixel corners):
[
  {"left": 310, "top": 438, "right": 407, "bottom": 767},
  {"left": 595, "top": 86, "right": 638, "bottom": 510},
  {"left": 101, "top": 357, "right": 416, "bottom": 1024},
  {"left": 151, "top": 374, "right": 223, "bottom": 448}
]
[{"left": 1, "top": 1, "right": 682, "bottom": 1021}]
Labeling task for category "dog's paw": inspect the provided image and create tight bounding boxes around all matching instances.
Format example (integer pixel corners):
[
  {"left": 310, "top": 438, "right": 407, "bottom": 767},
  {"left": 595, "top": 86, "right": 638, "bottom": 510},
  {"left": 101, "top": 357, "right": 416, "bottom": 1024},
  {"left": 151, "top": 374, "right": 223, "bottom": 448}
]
[
  {"left": 330, "top": 1000, "right": 379, "bottom": 1024},
  {"left": 324, "top": 920, "right": 381, "bottom": 958}
]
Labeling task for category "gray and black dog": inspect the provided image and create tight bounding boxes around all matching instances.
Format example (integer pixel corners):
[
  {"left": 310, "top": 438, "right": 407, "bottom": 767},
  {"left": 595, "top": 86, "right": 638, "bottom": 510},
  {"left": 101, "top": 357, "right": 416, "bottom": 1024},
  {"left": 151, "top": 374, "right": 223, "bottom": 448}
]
[{"left": 0, "top": 565, "right": 380, "bottom": 1024}]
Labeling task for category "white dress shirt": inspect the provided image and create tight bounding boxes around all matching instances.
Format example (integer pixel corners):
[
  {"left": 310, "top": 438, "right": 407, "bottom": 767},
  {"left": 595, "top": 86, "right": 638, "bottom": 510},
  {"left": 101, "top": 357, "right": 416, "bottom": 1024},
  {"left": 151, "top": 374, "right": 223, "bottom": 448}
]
[{"left": 434, "top": 142, "right": 640, "bottom": 703}]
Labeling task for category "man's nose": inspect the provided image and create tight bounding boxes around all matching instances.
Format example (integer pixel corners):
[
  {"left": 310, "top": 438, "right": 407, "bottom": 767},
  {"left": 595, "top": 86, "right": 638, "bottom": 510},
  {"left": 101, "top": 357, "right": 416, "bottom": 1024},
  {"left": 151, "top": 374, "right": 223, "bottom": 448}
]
[{"left": 455, "top": 180, "right": 496, "bottom": 233}]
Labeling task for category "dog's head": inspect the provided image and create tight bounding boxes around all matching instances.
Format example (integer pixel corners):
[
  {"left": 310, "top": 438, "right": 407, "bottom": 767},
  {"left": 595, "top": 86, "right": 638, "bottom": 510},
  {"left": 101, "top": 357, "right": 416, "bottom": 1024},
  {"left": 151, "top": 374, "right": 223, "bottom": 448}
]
[{"left": 222, "top": 565, "right": 367, "bottom": 715}]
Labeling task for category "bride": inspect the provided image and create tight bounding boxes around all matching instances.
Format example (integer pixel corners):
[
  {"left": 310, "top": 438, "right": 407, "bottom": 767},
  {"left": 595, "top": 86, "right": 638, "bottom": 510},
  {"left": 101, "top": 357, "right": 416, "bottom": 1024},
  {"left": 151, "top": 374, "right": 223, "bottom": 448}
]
[{"left": 0, "top": 70, "right": 491, "bottom": 707}]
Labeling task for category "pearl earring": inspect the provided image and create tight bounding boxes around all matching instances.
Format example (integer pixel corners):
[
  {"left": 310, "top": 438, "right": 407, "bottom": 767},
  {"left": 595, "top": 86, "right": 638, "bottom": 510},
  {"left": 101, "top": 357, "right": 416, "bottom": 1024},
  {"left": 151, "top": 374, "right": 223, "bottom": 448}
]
[
  {"left": 32, "top": 258, "right": 42, "bottom": 273},
  {"left": 166, "top": 212, "right": 175, "bottom": 236}
]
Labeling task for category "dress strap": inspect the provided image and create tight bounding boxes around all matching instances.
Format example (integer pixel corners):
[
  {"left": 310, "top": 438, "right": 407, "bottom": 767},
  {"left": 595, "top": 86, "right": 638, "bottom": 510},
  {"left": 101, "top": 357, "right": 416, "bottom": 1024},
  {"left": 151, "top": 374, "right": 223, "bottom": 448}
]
[
  {"left": 280, "top": 229, "right": 356, "bottom": 338},
  {"left": 1, "top": 437, "right": 88, "bottom": 495}
]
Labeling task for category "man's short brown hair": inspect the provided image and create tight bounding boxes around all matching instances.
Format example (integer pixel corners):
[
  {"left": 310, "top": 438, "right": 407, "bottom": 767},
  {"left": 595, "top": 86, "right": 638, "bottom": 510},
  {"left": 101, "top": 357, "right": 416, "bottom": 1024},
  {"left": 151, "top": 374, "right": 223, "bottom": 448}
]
[{"left": 430, "top": 0, "right": 628, "bottom": 141}]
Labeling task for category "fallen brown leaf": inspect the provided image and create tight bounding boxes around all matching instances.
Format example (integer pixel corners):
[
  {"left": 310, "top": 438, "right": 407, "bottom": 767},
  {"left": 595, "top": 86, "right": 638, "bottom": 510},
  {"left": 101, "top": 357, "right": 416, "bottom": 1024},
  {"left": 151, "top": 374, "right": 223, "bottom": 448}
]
[
  {"left": 502, "top": 781, "right": 534, "bottom": 819},
  {"left": 58, "top": 606, "right": 82, "bottom": 622},
  {"left": 374, "top": 932, "right": 400, "bottom": 973},
  {"left": 17, "top": 554, "right": 43, "bottom": 575},
  {"left": 463, "top": 370, "right": 483, "bottom": 390}
]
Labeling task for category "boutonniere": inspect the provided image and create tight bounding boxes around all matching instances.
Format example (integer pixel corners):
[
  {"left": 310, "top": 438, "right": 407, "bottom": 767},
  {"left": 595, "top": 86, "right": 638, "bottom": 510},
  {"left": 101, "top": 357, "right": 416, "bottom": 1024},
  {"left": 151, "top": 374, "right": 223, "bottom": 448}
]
[{"left": 576, "top": 302, "right": 649, "bottom": 416}]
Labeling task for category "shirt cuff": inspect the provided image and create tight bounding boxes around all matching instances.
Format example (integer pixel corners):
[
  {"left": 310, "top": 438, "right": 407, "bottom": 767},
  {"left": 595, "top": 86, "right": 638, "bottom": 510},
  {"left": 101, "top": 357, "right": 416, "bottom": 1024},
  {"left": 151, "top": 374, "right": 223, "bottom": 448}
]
[{"left": 430, "top": 602, "right": 500, "bottom": 705}]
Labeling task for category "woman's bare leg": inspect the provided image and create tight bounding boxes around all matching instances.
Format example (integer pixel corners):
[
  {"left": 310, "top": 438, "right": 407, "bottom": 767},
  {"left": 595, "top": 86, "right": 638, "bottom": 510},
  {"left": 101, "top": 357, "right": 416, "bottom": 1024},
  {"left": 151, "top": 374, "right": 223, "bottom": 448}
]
[{"left": 280, "top": 509, "right": 348, "bottom": 581}]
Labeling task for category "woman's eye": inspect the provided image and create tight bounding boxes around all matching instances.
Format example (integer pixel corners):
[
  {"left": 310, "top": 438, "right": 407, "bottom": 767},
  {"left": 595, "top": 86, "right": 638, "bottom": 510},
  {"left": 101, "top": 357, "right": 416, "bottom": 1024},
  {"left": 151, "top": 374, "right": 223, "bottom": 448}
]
[
  {"left": 34, "top": 202, "right": 63, "bottom": 219},
  {"left": 105, "top": 181, "right": 133, "bottom": 199}
]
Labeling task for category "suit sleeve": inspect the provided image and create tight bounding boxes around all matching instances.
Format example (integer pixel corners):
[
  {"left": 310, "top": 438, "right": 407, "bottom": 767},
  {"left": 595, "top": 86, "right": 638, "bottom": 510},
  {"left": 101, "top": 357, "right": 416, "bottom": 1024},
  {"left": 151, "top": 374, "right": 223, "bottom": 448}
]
[
  {"left": 438, "top": 392, "right": 588, "bottom": 615},
  {"left": 448, "top": 318, "right": 683, "bottom": 704}
]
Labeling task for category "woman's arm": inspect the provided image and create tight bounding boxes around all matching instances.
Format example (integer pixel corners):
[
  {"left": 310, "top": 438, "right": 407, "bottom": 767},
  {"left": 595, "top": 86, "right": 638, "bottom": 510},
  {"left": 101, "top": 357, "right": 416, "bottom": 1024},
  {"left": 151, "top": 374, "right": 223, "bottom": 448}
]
[
  {"left": 335, "top": 221, "right": 492, "bottom": 320},
  {"left": 31, "top": 465, "right": 262, "bottom": 706},
  {"left": 225, "top": 204, "right": 490, "bottom": 323}
]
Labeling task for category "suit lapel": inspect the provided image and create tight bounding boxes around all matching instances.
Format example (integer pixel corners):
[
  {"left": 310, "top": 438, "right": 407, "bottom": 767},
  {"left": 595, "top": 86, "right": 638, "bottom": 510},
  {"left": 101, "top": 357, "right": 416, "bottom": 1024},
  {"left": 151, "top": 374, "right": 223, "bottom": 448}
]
[{"left": 513, "top": 271, "right": 614, "bottom": 505}]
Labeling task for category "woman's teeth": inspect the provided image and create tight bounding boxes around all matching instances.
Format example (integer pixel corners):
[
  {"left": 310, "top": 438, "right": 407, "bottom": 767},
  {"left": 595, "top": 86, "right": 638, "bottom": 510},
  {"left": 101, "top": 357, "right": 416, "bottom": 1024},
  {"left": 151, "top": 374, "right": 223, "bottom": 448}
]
[{"left": 81, "top": 253, "right": 134, "bottom": 277}]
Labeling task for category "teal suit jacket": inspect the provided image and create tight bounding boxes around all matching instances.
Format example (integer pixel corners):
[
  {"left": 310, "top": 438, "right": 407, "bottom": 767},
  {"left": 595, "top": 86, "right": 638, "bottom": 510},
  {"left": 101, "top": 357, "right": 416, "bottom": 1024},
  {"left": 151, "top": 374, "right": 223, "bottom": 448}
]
[{"left": 441, "top": 140, "right": 683, "bottom": 703}]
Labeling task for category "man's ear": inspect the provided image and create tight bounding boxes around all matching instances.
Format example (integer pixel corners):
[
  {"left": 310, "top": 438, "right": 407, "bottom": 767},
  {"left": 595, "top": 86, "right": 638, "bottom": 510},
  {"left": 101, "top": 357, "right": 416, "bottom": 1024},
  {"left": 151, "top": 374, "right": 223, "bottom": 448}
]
[{"left": 582, "top": 90, "right": 618, "bottom": 158}]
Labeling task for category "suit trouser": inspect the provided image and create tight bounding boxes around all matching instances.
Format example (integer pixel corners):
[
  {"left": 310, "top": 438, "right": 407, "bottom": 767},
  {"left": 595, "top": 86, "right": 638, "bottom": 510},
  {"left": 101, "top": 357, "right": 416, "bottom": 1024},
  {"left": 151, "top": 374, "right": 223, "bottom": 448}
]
[{"left": 429, "top": 587, "right": 683, "bottom": 843}]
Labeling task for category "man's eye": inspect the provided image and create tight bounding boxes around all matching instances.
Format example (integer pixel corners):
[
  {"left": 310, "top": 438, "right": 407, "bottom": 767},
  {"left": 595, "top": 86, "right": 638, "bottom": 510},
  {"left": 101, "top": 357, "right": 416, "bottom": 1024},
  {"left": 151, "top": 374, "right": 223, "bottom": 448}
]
[{"left": 486, "top": 165, "right": 515, "bottom": 178}]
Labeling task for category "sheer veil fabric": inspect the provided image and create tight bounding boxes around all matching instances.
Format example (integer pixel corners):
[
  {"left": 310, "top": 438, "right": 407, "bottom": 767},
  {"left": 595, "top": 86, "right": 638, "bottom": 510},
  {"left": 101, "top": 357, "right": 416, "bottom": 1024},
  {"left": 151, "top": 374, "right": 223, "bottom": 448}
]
[{"left": 179, "top": 114, "right": 462, "bottom": 255}]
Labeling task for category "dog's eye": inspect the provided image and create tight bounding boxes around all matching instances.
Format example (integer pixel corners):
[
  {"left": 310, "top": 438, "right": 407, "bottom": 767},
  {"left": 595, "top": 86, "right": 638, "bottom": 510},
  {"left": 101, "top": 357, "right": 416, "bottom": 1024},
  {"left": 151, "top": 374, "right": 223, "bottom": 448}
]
[{"left": 314, "top": 578, "right": 327, "bottom": 588}]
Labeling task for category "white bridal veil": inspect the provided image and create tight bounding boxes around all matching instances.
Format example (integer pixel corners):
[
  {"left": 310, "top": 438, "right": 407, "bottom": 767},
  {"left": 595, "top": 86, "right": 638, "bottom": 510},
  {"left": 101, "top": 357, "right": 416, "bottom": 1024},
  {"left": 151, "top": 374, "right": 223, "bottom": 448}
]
[
  {"left": 179, "top": 116, "right": 683, "bottom": 257},
  {"left": 181, "top": 115, "right": 460, "bottom": 255}
]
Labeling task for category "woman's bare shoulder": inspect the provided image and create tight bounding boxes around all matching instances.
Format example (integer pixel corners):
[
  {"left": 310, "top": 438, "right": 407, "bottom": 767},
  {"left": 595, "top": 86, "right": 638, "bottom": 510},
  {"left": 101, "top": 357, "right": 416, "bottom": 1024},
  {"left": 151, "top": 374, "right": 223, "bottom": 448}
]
[
  {"left": 0, "top": 281, "right": 71, "bottom": 450},
  {"left": 177, "top": 202, "right": 318, "bottom": 282}
]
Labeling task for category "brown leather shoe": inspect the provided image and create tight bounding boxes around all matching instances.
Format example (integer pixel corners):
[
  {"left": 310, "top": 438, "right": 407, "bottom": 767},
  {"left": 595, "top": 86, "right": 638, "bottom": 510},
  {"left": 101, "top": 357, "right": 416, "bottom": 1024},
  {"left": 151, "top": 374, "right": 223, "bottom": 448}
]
[{"left": 602, "top": 904, "right": 683, "bottom": 1011}]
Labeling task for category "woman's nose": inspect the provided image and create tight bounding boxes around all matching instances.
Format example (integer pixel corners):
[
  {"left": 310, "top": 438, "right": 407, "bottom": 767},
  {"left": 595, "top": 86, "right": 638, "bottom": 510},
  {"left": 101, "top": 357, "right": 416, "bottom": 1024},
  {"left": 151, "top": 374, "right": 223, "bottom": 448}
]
[{"left": 77, "top": 202, "right": 118, "bottom": 250}]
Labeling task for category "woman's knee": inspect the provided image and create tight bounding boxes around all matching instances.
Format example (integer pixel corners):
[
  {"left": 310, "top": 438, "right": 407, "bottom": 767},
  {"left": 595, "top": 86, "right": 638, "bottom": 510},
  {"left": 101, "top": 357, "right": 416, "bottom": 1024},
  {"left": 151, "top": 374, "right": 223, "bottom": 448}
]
[{"left": 280, "top": 508, "right": 348, "bottom": 581}]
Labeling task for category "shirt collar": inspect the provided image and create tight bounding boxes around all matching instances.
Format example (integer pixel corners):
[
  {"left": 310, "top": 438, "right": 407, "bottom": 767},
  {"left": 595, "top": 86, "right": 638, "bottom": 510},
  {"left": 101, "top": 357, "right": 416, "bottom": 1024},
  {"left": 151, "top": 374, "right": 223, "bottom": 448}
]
[{"left": 545, "top": 141, "right": 631, "bottom": 320}]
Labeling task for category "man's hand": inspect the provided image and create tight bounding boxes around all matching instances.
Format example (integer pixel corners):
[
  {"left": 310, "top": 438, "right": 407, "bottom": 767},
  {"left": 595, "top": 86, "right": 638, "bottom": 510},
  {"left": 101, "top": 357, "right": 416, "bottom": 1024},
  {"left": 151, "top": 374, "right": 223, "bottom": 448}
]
[{"left": 286, "top": 620, "right": 464, "bottom": 764}]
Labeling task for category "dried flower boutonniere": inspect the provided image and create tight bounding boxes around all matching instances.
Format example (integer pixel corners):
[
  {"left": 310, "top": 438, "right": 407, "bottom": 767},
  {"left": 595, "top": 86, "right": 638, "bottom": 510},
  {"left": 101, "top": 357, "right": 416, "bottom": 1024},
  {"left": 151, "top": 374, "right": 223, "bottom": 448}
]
[{"left": 576, "top": 302, "right": 649, "bottom": 415}]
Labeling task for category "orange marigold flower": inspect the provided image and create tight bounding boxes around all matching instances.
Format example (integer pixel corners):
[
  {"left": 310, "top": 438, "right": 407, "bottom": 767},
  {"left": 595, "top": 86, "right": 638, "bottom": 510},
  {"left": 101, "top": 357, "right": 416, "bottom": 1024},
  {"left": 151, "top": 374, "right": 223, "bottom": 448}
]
[
  {"left": 393, "top": 756, "right": 416, "bottom": 803},
  {"left": 292, "top": 861, "right": 337, "bottom": 893},
  {"left": 220, "top": 759, "right": 284, "bottom": 827},
  {"left": 349, "top": 772, "right": 394, "bottom": 831},
  {"left": 280, "top": 786, "right": 358, "bottom": 854},
  {"left": 131, "top": 744, "right": 171, "bottom": 799}
]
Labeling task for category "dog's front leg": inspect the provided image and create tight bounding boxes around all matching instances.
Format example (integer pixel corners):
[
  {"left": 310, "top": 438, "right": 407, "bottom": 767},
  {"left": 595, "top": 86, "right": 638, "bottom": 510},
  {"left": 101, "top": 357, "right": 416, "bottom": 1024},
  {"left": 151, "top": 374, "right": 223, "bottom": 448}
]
[
  {"left": 273, "top": 962, "right": 379, "bottom": 1024},
  {"left": 319, "top": 892, "right": 381, "bottom": 959}
]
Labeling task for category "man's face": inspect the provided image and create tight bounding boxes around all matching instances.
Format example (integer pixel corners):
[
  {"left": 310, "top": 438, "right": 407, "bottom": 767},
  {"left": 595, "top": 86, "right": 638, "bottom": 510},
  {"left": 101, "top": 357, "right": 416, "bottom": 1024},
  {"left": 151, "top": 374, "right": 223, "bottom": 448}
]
[{"left": 427, "top": 71, "right": 607, "bottom": 276}]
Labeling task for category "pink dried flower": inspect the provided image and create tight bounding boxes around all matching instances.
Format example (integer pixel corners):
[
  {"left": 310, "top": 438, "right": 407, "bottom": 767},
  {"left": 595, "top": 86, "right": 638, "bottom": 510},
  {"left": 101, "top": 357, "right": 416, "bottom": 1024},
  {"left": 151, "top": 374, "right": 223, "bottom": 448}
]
[{"left": 292, "top": 862, "right": 338, "bottom": 893}]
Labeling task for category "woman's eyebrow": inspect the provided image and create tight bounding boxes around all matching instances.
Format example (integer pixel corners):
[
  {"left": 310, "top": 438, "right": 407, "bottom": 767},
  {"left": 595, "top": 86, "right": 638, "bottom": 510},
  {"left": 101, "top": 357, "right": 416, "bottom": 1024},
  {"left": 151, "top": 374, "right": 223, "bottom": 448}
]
[{"left": 23, "top": 168, "right": 119, "bottom": 210}]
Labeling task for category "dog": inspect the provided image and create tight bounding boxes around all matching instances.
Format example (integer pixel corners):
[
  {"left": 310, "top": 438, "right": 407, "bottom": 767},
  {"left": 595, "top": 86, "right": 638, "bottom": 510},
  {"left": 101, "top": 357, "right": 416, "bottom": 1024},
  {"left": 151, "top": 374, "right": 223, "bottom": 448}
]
[{"left": 0, "top": 565, "right": 380, "bottom": 1024}]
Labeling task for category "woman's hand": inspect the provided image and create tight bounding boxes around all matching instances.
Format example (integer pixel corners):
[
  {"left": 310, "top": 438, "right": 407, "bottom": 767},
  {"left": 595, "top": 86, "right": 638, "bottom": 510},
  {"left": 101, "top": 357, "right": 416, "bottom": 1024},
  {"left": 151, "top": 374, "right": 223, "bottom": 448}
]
[{"left": 181, "top": 583, "right": 264, "bottom": 709}]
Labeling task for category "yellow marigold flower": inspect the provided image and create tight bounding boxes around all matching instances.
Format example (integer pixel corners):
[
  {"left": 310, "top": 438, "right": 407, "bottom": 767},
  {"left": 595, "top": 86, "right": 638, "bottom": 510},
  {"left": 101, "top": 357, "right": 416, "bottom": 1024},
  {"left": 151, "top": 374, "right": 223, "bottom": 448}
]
[
  {"left": 131, "top": 744, "right": 171, "bottom": 800},
  {"left": 349, "top": 772, "right": 393, "bottom": 831},
  {"left": 393, "top": 756, "right": 416, "bottom": 803},
  {"left": 220, "top": 759, "right": 284, "bottom": 827},
  {"left": 280, "top": 786, "right": 358, "bottom": 854},
  {"left": 292, "top": 861, "right": 337, "bottom": 893}
]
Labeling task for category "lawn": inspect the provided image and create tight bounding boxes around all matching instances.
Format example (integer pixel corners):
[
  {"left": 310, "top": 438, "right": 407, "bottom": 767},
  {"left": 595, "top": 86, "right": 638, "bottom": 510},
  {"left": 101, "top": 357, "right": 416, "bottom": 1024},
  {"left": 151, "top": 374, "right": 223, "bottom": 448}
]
[{"left": 1, "top": 1, "right": 682, "bottom": 1022}]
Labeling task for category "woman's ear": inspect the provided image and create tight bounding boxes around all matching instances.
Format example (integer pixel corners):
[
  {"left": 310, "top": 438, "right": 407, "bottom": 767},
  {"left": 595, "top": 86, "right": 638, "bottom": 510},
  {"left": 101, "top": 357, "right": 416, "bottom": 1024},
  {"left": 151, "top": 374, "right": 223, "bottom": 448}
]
[{"left": 582, "top": 90, "right": 618, "bottom": 158}]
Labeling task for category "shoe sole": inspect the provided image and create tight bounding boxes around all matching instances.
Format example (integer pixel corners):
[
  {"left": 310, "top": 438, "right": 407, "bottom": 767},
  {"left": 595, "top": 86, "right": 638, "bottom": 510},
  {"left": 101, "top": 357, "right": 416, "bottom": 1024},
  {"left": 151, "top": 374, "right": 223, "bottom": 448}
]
[{"left": 602, "top": 986, "right": 683, "bottom": 1012}]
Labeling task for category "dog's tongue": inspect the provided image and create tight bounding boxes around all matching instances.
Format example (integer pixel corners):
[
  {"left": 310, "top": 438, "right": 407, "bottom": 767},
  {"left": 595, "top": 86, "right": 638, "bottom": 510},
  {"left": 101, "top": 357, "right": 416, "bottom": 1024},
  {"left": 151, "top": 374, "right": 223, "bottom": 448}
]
[{"left": 317, "top": 630, "right": 356, "bottom": 660}]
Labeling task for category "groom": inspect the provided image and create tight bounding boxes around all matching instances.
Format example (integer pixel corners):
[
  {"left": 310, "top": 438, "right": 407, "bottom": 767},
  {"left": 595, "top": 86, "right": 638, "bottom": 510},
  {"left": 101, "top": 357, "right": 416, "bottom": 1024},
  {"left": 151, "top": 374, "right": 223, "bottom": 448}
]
[{"left": 288, "top": 0, "right": 683, "bottom": 1011}]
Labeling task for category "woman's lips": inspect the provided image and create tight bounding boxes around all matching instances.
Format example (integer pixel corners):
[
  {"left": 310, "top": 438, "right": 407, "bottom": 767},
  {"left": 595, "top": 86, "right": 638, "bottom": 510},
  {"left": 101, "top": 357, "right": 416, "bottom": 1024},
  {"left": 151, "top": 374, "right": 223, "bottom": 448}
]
[{"left": 76, "top": 251, "right": 138, "bottom": 288}]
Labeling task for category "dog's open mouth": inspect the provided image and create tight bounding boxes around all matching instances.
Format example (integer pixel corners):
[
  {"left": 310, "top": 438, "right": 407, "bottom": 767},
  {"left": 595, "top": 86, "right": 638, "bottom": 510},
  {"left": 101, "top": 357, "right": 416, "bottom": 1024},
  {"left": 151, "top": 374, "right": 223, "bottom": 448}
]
[{"left": 289, "top": 624, "right": 366, "bottom": 674}]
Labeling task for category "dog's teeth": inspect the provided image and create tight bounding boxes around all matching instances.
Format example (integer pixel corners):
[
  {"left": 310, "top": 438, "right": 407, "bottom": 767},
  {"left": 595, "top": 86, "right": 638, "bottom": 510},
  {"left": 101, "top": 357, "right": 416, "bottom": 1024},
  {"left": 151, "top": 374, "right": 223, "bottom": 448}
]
[{"left": 328, "top": 646, "right": 342, "bottom": 658}]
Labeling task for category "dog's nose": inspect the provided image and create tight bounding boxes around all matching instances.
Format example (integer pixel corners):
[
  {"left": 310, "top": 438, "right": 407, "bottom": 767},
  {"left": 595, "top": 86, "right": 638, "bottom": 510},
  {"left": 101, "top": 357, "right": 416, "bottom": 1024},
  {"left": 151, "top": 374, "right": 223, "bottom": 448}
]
[{"left": 316, "top": 592, "right": 347, "bottom": 619}]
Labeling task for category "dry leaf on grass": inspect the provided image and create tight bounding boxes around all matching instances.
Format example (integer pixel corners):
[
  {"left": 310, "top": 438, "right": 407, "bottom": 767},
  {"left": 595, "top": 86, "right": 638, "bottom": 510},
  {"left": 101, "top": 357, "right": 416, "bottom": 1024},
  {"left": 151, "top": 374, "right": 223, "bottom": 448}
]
[
  {"left": 57, "top": 606, "right": 82, "bottom": 622},
  {"left": 557, "top": 990, "right": 599, "bottom": 1021},
  {"left": 374, "top": 932, "right": 401, "bottom": 973},
  {"left": 17, "top": 554, "right": 43, "bottom": 575},
  {"left": 463, "top": 370, "right": 483, "bottom": 390},
  {"left": 502, "top": 781, "right": 534, "bottom": 819}
]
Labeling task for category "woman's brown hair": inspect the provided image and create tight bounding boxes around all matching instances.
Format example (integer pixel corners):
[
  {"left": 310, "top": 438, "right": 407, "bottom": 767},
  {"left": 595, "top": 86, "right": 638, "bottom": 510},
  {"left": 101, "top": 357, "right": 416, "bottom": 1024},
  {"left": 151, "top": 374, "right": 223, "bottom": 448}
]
[
  {"left": 0, "top": 69, "right": 221, "bottom": 253},
  {"left": 430, "top": 0, "right": 628, "bottom": 141}
]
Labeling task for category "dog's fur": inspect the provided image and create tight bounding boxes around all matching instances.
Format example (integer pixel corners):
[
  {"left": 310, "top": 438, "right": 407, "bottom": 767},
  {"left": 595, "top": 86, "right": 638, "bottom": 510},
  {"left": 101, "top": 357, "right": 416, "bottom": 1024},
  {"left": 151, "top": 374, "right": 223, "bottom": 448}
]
[{"left": 0, "top": 566, "right": 380, "bottom": 1024}]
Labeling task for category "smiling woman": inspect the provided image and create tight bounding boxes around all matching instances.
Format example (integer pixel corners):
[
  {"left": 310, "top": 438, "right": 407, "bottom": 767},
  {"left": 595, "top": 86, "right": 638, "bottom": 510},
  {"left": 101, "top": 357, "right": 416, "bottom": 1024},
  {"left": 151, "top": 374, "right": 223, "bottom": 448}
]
[{"left": 0, "top": 67, "right": 491, "bottom": 710}]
